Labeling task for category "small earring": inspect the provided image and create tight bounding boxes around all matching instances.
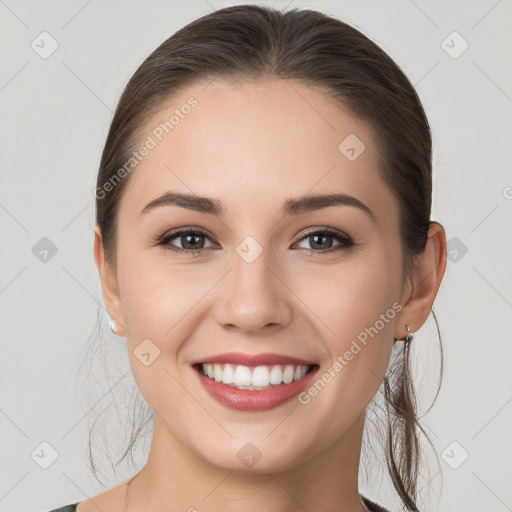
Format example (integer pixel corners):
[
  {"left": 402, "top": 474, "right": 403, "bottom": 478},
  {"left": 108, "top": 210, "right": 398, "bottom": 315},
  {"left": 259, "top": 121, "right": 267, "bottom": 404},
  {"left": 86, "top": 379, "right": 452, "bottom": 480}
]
[
  {"left": 405, "top": 325, "right": 414, "bottom": 343},
  {"left": 109, "top": 318, "right": 119, "bottom": 336}
]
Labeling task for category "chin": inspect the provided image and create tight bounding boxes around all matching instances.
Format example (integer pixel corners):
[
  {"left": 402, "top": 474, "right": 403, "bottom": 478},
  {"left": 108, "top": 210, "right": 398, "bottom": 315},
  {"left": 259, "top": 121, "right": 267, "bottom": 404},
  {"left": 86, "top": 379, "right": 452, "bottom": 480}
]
[{"left": 194, "top": 435, "right": 310, "bottom": 474}]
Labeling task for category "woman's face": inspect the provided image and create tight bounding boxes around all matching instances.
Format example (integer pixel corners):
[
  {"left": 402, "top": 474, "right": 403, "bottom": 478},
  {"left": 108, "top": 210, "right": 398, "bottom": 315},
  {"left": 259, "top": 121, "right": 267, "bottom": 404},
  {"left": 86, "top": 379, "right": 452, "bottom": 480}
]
[{"left": 103, "top": 78, "right": 410, "bottom": 472}]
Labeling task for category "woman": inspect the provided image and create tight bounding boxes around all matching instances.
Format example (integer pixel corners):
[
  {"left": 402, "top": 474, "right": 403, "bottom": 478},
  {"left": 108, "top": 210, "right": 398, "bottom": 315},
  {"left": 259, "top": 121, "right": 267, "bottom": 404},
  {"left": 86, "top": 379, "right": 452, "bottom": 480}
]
[{"left": 49, "top": 5, "right": 447, "bottom": 512}]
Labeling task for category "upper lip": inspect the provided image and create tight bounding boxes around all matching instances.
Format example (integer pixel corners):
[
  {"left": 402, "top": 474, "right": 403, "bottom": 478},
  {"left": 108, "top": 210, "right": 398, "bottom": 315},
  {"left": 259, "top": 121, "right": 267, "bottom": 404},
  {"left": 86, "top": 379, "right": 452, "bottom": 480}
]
[{"left": 190, "top": 352, "right": 317, "bottom": 367}]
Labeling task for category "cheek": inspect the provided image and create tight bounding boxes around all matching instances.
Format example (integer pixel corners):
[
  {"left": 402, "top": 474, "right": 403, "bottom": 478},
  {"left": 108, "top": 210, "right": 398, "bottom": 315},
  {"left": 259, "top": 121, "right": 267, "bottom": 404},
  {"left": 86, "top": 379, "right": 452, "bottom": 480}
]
[
  {"left": 288, "top": 251, "right": 402, "bottom": 444},
  {"left": 291, "top": 248, "right": 402, "bottom": 433},
  {"left": 117, "top": 248, "right": 224, "bottom": 388},
  {"left": 117, "top": 256, "right": 201, "bottom": 420},
  {"left": 296, "top": 249, "right": 402, "bottom": 336},
  {"left": 117, "top": 234, "right": 199, "bottom": 326},
  {"left": 291, "top": 247, "right": 403, "bottom": 405}
]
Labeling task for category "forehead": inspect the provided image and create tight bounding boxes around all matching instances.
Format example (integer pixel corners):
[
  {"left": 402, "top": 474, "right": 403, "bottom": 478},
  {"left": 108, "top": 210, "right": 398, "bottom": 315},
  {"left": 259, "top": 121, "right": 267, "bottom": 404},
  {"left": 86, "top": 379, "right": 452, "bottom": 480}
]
[{"left": 118, "top": 78, "right": 396, "bottom": 224}]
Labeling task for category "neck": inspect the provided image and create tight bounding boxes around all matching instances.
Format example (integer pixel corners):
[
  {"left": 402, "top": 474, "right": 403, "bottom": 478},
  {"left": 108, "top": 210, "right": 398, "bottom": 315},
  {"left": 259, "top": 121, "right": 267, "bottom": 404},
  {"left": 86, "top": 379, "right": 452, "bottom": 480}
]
[{"left": 125, "top": 412, "right": 369, "bottom": 512}]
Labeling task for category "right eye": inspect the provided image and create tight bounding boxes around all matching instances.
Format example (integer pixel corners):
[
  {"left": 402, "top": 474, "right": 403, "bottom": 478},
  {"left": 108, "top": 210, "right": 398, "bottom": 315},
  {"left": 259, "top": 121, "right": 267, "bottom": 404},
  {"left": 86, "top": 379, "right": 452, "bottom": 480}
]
[{"left": 157, "top": 227, "right": 217, "bottom": 255}]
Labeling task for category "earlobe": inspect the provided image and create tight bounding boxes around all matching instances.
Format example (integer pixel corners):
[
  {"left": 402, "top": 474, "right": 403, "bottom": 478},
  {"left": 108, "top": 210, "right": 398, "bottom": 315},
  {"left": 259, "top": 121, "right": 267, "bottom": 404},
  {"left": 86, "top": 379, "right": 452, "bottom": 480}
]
[
  {"left": 395, "top": 222, "right": 447, "bottom": 340},
  {"left": 93, "top": 225, "right": 126, "bottom": 336}
]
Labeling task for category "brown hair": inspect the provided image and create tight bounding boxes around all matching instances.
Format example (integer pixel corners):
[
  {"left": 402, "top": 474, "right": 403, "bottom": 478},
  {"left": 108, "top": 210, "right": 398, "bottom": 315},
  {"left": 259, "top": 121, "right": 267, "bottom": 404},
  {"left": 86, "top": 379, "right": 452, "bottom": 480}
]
[{"left": 91, "top": 5, "right": 442, "bottom": 510}]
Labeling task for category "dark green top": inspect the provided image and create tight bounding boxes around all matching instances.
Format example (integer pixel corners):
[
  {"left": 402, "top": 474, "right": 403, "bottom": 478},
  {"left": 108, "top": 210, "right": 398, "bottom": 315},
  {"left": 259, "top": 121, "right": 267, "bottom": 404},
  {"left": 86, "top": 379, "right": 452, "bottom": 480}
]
[{"left": 48, "top": 495, "right": 390, "bottom": 511}]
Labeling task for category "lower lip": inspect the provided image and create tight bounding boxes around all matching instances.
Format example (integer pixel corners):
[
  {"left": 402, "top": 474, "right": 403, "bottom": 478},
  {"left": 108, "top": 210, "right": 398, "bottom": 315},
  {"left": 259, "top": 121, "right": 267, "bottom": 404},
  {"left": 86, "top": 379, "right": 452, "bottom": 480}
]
[{"left": 194, "top": 365, "right": 319, "bottom": 411}]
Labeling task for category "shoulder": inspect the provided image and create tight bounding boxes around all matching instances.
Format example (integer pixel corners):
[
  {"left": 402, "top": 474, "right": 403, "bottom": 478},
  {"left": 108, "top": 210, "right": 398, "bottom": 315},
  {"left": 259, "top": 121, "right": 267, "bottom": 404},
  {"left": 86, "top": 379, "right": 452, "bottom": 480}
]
[
  {"left": 47, "top": 504, "right": 78, "bottom": 512},
  {"left": 362, "top": 494, "right": 390, "bottom": 512}
]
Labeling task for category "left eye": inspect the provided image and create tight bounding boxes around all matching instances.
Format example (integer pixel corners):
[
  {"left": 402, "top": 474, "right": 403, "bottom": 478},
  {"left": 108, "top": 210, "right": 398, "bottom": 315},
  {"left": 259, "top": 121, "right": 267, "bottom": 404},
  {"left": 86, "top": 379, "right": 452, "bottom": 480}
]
[
  {"left": 294, "top": 229, "right": 354, "bottom": 253},
  {"left": 157, "top": 227, "right": 354, "bottom": 255}
]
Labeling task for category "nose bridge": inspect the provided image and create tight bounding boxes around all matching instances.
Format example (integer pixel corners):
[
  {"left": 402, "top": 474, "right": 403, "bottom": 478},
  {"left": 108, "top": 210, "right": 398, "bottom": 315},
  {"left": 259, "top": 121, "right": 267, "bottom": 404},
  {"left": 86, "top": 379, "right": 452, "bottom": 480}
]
[
  {"left": 233, "top": 235, "right": 271, "bottom": 292},
  {"left": 214, "top": 233, "right": 292, "bottom": 333}
]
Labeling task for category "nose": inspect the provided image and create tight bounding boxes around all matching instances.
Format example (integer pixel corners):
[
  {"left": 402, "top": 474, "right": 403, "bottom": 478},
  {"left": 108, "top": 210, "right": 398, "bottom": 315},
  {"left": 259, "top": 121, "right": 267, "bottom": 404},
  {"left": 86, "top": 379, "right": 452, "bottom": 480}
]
[{"left": 214, "top": 247, "right": 293, "bottom": 335}]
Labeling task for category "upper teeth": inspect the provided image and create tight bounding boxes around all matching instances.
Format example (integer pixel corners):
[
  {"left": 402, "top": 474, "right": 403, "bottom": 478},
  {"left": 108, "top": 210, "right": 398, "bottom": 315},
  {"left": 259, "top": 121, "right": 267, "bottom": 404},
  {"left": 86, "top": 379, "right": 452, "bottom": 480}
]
[{"left": 201, "top": 363, "right": 310, "bottom": 389}]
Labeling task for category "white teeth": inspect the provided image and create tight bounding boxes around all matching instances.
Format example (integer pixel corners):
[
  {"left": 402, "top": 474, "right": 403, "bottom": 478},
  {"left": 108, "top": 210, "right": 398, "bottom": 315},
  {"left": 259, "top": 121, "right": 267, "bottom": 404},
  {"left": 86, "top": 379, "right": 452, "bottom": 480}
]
[
  {"left": 200, "top": 363, "right": 311, "bottom": 388},
  {"left": 269, "top": 365, "right": 283, "bottom": 385},
  {"left": 222, "top": 363, "right": 235, "bottom": 384},
  {"left": 214, "top": 364, "right": 223, "bottom": 382},
  {"left": 252, "top": 366, "right": 270, "bottom": 387},
  {"left": 233, "top": 365, "right": 252, "bottom": 386},
  {"left": 283, "top": 365, "right": 295, "bottom": 384}
]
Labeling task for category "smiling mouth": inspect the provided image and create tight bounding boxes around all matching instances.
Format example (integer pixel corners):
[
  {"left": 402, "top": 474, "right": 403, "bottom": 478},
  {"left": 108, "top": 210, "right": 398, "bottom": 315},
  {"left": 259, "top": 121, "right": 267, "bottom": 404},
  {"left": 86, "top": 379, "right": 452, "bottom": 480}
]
[{"left": 193, "top": 363, "right": 318, "bottom": 390}]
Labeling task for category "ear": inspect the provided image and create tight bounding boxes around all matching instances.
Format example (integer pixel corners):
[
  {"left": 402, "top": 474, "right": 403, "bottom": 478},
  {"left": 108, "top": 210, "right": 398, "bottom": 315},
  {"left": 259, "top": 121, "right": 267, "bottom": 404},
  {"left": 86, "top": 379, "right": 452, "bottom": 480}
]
[
  {"left": 93, "top": 225, "right": 126, "bottom": 336},
  {"left": 395, "top": 221, "right": 447, "bottom": 340}
]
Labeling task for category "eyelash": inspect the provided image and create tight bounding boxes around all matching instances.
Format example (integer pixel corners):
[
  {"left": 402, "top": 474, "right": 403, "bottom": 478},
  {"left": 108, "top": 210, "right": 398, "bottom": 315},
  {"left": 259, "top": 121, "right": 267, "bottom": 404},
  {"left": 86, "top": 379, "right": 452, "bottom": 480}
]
[{"left": 156, "top": 226, "right": 355, "bottom": 256}]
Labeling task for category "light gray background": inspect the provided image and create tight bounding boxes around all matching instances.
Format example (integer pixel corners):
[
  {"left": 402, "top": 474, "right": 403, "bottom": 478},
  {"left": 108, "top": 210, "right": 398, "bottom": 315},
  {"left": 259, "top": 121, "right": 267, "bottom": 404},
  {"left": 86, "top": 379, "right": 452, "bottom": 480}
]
[{"left": 1, "top": 1, "right": 511, "bottom": 511}]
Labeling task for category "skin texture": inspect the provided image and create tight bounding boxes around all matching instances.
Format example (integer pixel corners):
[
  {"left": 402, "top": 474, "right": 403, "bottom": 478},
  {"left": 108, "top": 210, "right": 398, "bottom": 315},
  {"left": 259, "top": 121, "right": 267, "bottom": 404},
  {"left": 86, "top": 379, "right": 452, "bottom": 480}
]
[{"left": 87, "top": 79, "right": 447, "bottom": 512}]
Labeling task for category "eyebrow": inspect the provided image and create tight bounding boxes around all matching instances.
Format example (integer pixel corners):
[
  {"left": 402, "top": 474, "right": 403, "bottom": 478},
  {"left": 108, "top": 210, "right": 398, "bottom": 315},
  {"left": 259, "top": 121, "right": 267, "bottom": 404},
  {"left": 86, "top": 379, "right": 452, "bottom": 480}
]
[{"left": 140, "top": 190, "right": 374, "bottom": 219}]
